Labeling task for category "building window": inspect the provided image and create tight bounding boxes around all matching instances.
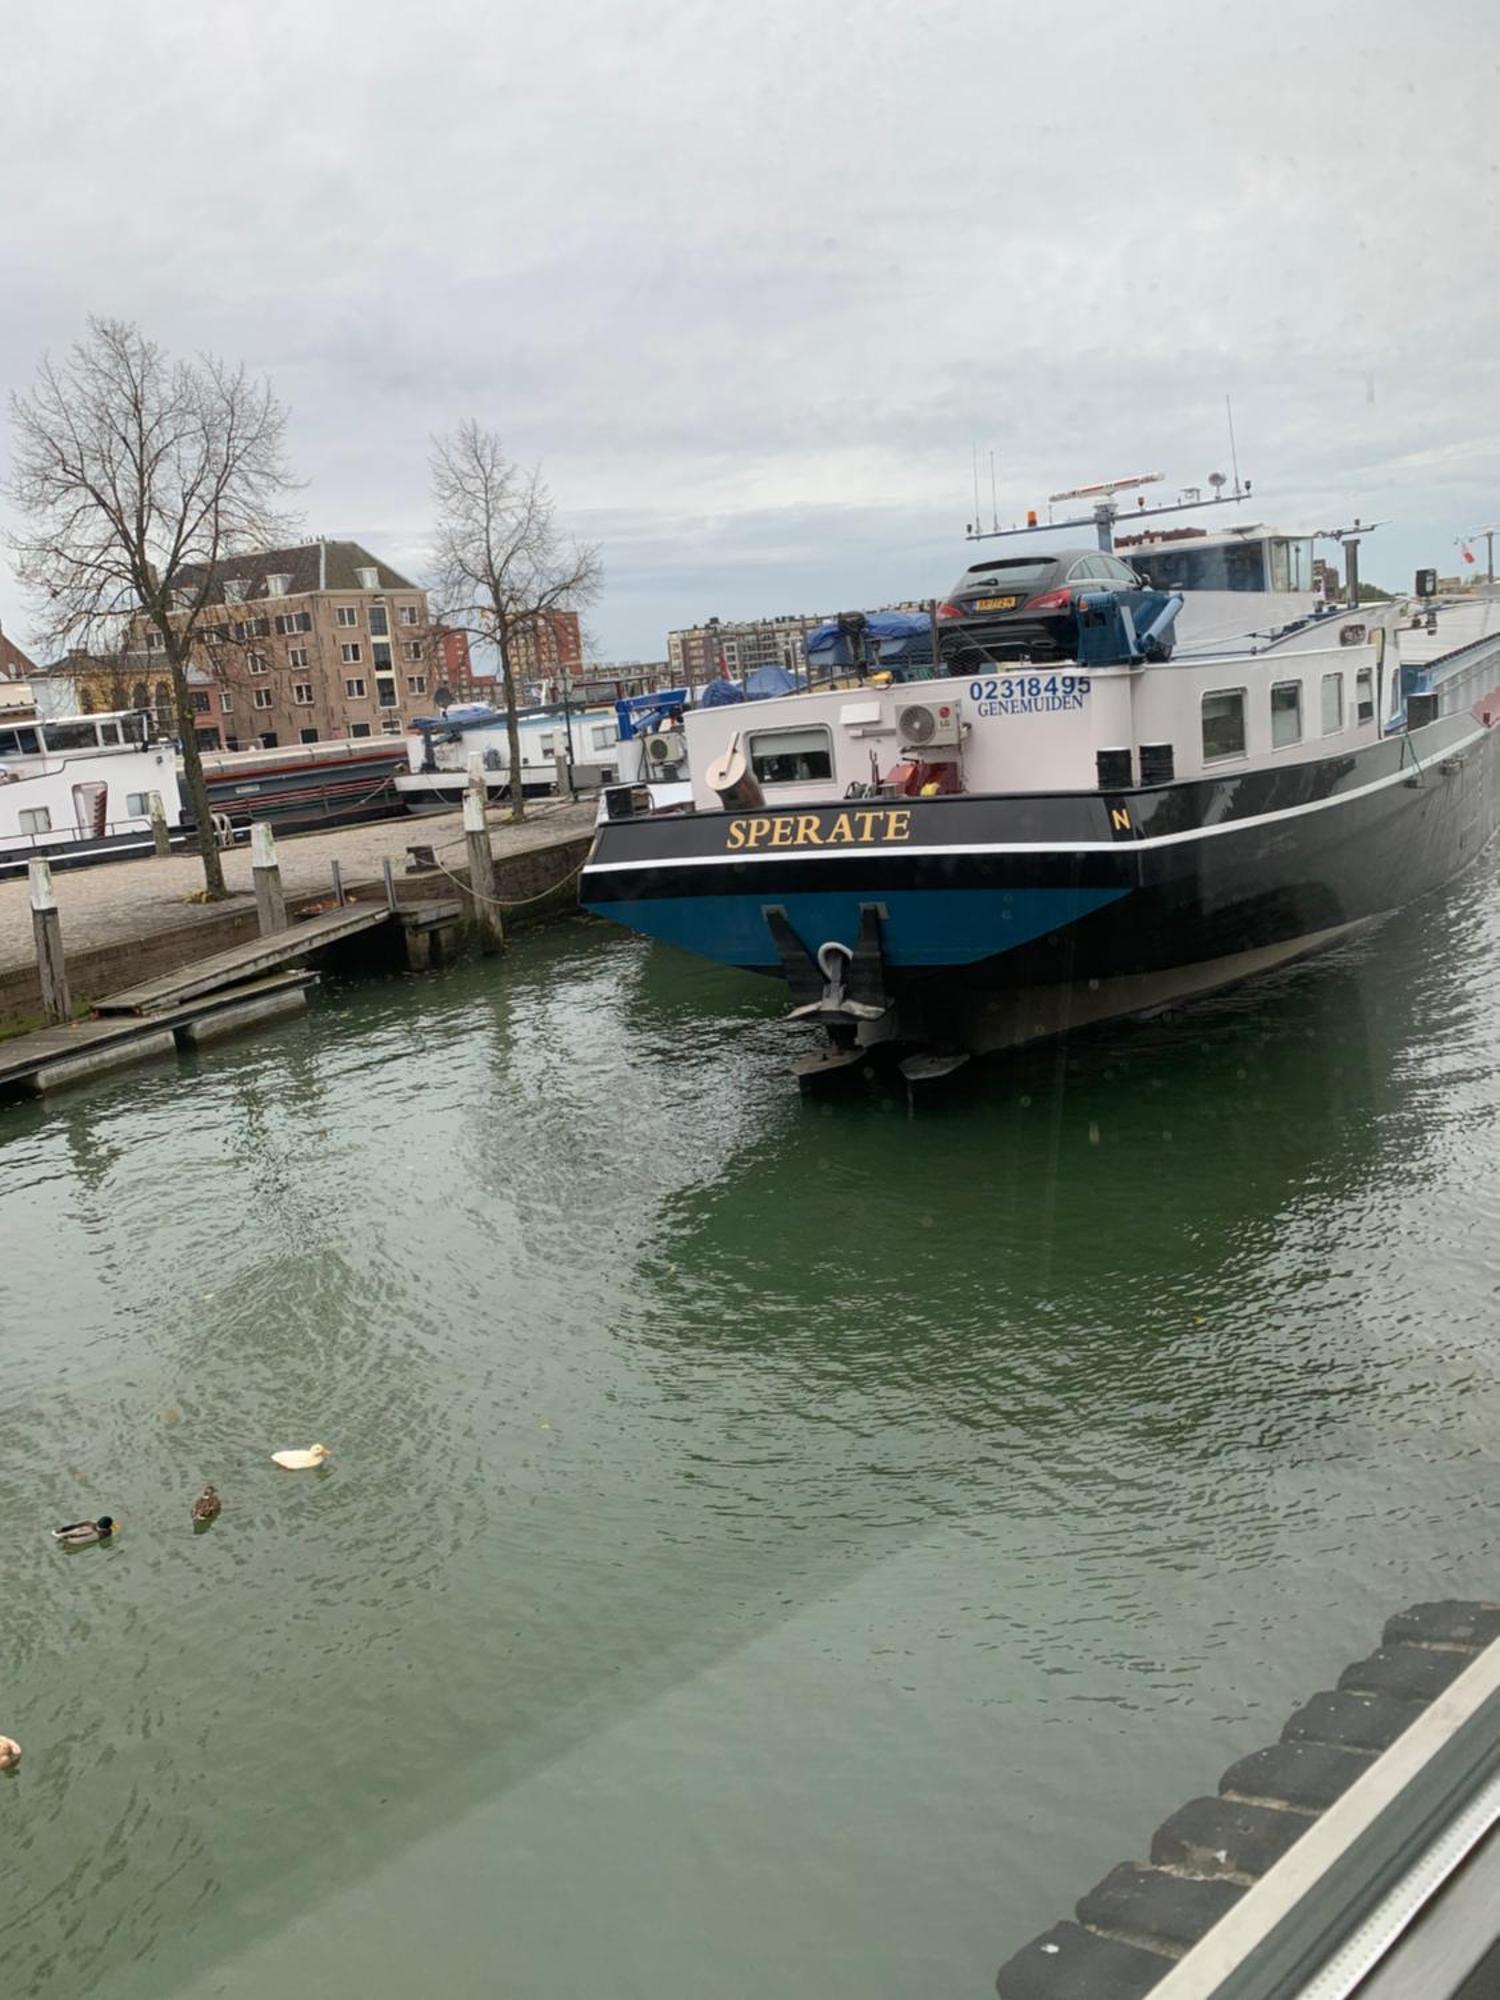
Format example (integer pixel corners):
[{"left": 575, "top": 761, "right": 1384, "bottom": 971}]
[
  {"left": 369, "top": 606, "right": 389, "bottom": 638},
  {"left": 376, "top": 677, "right": 398, "bottom": 709},
  {"left": 299, "top": 727, "right": 319, "bottom": 744},
  {"left": 146, "top": 627, "right": 165, "bottom": 652},
  {"left": 404, "top": 641, "right": 423, "bottom": 662},
  {"left": 336, "top": 605, "right": 358, "bottom": 627},
  {"left": 344, "top": 676, "right": 367, "bottom": 698},
  {"left": 220, "top": 689, "right": 233, "bottom": 712},
  {"left": 380, "top": 718, "right": 403, "bottom": 734},
  {"left": 265, "top": 572, "right": 292, "bottom": 597},
  {"left": 231, "top": 620, "right": 247, "bottom": 642},
  {"left": 191, "top": 690, "right": 211, "bottom": 714},
  {"left": 341, "top": 642, "right": 362, "bottom": 664},
  {"left": 252, "top": 617, "right": 271, "bottom": 638},
  {"left": 1270, "top": 681, "right": 1302, "bottom": 748},
  {"left": 274, "top": 611, "right": 312, "bottom": 635},
  {"left": 248, "top": 653, "right": 268, "bottom": 675},
  {"left": 1321, "top": 673, "right": 1344, "bottom": 734},
  {"left": 399, "top": 604, "right": 418, "bottom": 626},
  {"left": 259, "top": 731, "right": 279, "bottom": 748},
  {"left": 223, "top": 578, "right": 248, "bottom": 603},
  {"left": 293, "top": 682, "right": 314, "bottom": 705},
  {"left": 372, "top": 641, "right": 392, "bottom": 669},
  {"left": 747, "top": 725, "right": 834, "bottom": 785},
  {"left": 1355, "top": 668, "right": 1375, "bottom": 725},
  {"left": 591, "top": 722, "right": 619, "bottom": 751},
  {"left": 225, "top": 737, "right": 240, "bottom": 752},
  {"left": 288, "top": 646, "right": 308, "bottom": 669},
  {"left": 253, "top": 688, "right": 273, "bottom": 710},
  {"left": 350, "top": 721, "right": 371, "bottom": 738},
  {"left": 406, "top": 675, "right": 427, "bottom": 694},
  {"left": 355, "top": 566, "right": 379, "bottom": 589},
  {"left": 19, "top": 807, "right": 52, "bottom": 835},
  {"left": 1201, "top": 689, "right": 1247, "bottom": 762},
  {"left": 195, "top": 727, "right": 221, "bottom": 750}
]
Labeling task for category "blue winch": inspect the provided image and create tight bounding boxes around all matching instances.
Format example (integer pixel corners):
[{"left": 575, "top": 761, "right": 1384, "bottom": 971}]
[{"left": 1073, "top": 587, "right": 1183, "bottom": 666}]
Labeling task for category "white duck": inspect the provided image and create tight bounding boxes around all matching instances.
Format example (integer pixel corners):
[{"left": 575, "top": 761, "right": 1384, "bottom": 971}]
[
  {"left": 271, "top": 1443, "right": 332, "bottom": 1471},
  {"left": 0, "top": 1736, "right": 21, "bottom": 1772}
]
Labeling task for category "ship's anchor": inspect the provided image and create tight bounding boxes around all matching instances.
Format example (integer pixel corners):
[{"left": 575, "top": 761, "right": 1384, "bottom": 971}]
[{"left": 763, "top": 903, "right": 895, "bottom": 1040}]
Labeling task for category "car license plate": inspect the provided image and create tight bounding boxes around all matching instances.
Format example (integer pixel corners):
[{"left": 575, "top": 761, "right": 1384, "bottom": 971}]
[{"left": 973, "top": 595, "right": 1018, "bottom": 611}]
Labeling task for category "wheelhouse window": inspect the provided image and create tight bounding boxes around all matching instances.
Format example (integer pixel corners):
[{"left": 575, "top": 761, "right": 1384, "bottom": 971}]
[
  {"left": 43, "top": 720, "right": 103, "bottom": 751},
  {"left": 1321, "top": 673, "right": 1344, "bottom": 734},
  {"left": 748, "top": 725, "right": 834, "bottom": 785},
  {"left": 19, "top": 806, "right": 52, "bottom": 834},
  {"left": 1270, "top": 681, "right": 1302, "bottom": 748},
  {"left": 1355, "top": 668, "right": 1375, "bottom": 726},
  {"left": 1201, "top": 689, "right": 1247, "bottom": 763}
]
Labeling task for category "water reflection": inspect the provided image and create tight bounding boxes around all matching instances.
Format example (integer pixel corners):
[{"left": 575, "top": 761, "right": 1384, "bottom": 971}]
[{"left": 0, "top": 852, "right": 1497, "bottom": 2000}]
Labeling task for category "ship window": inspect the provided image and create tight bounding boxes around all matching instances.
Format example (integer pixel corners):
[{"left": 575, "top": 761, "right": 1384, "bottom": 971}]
[
  {"left": 0, "top": 727, "right": 42, "bottom": 755},
  {"left": 44, "top": 720, "right": 101, "bottom": 750},
  {"left": 126, "top": 792, "right": 150, "bottom": 816},
  {"left": 748, "top": 725, "right": 834, "bottom": 784},
  {"left": 1355, "top": 668, "right": 1375, "bottom": 725},
  {"left": 1321, "top": 673, "right": 1344, "bottom": 734},
  {"left": 1270, "top": 680, "right": 1302, "bottom": 748},
  {"left": 19, "top": 807, "right": 52, "bottom": 834},
  {"left": 1201, "top": 688, "right": 1246, "bottom": 762}
]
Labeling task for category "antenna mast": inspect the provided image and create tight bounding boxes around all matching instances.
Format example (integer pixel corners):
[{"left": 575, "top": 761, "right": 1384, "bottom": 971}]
[{"left": 1225, "top": 395, "right": 1241, "bottom": 495}]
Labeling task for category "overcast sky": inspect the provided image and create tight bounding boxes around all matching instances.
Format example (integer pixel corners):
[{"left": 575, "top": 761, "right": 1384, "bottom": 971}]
[{"left": 2, "top": 0, "right": 1496, "bottom": 661}]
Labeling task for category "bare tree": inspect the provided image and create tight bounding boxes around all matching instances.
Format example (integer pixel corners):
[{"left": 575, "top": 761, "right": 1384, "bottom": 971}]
[
  {"left": 6, "top": 317, "right": 298, "bottom": 896},
  {"left": 430, "top": 421, "right": 601, "bottom": 820}
]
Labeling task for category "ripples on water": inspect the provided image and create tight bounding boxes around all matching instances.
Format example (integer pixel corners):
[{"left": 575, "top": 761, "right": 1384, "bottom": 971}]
[{"left": 3, "top": 871, "right": 1500, "bottom": 1998}]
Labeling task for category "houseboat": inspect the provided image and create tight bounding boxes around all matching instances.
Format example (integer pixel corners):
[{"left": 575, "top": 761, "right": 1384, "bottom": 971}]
[
  {"left": 583, "top": 486, "right": 1500, "bottom": 1080},
  {"left": 0, "top": 709, "right": 185, "bottom": 876},
  {"left": 191, "top": 736, "right": 410, "bottom": 839},
  {"left": 397, "top": 701, "right": 625, "bottom": 811}
]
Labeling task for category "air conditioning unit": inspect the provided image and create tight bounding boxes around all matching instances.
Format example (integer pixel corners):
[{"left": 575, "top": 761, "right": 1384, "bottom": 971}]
[
  {"left": 897, "top": 700, "right": 962, "bottom": 750},
  {"left": 644, "top": 731, "right": 688, "bottom": 775}
]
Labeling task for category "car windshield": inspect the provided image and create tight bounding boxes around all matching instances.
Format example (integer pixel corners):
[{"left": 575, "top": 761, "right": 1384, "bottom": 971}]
[{"left": 959, "top": 558, "right": 1057, "bottom": 592}]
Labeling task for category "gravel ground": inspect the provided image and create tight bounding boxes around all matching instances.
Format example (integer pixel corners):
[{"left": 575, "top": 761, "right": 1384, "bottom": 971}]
[{"left": 0, "top": 799, "right": 597, "bottom": 973}]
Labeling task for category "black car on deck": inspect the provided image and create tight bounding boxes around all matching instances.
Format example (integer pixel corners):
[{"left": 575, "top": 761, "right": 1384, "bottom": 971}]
[{"left": 936, "top": 546, "right": 1147, "bottom": 664}]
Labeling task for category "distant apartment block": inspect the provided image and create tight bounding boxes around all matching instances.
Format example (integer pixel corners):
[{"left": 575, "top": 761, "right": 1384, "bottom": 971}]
[
  {"left": 510, "top": 609, "right": 582, "bottom": 688},
  {"left": 667, "top": 613, "right": 832, "bottom": 688},
  {"left": 120, "top": 540, "right": 438, "bottom": 750}
]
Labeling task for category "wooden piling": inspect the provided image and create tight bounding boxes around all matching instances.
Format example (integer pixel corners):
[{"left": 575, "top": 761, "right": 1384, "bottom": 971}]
[
  {"left": 463, "top": 763, "right": 504, "bottom": 951},
  {"left": 29, "top": 859, "right": 72, "bottom": 1025},
  {"left": 330, "top": 859, "right": 345, "bottom": 907},
  {"left": 250, "top": 822, "right": 288, "bottom": 936},
  {"left": 149, "top": 791, "right": 171, "bottom": 858}
]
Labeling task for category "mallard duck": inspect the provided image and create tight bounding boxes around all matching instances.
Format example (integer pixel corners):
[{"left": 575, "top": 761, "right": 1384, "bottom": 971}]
[
  {"left": 271, "top": 1444, "right": 331, "bottom": 1471},
  {"left": 191, "top": 1485, "right": 221, "bottom": 1525},
  {"left": 52, "top": 1516, "right": 117, "bottom": 1548},
  {"left": 0, "top": 1736, "right": 20, "bottom": 1772}
]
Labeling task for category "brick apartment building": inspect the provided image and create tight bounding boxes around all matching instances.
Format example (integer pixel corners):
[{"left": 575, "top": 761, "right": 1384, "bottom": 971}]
[
  {"left": 437, "top": 611, "right": 578, "bottom": 707},
  {"left": 667, "top": 613, "right": 831, "bottom": 688},
  {"left": 0, "top": 622, "right": 39, "bottom": 686},
  {"left": 121, "top": 539, "right": 440, "bottom": 751}
]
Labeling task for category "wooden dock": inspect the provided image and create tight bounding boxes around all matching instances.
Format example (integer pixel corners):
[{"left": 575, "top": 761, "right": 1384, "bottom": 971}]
[
  {"left": 0, "top": 973, "right": 320, "bottom": 1095},
  {"left": 94, "top": 901, "right": 396, "bottom": 1014}
]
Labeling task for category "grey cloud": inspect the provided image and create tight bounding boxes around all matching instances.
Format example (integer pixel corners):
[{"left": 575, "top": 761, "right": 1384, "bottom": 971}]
[{"left": 1, "top": 0, "right": 1497, "bottom": 661}]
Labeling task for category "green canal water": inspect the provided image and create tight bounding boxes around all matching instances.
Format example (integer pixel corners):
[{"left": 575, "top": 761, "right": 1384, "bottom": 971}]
[{"left": 4, "top": 869, "right": 1500, "bottom": 1999}]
